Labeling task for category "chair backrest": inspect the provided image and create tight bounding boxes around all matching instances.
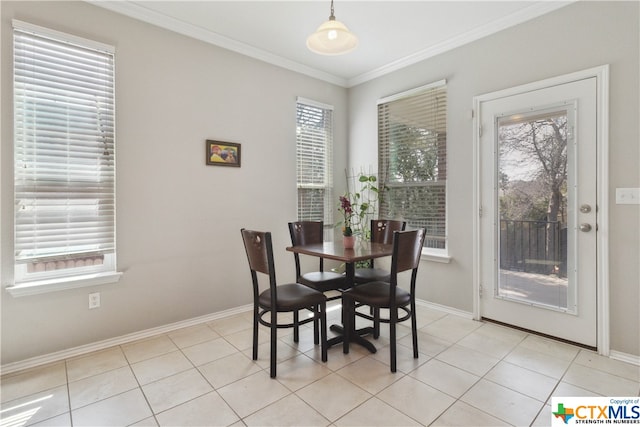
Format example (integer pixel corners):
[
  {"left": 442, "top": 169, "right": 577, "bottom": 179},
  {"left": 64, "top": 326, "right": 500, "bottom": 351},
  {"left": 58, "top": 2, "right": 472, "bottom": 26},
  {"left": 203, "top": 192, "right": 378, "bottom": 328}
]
[
  {"left": 241, "top": 228, "right": 276, "bottom": 295},
  {"left": 390, "top": 229, "right": 427, "bottom": 287},
  {"left": 370, "top": 219, "right": 406, "bottom": 244},
  {"left": 288, "top": 221, "right": 324, "bottom": 246},
  {"left": 288, "top": 221, "right": 326, "bottom": 274}
]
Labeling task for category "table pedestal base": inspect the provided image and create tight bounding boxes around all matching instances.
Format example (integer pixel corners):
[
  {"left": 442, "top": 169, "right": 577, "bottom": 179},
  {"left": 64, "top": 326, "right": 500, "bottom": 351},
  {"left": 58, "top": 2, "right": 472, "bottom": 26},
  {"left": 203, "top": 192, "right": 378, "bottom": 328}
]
[{"left": 327, "top": 324, "right": 377, "bottom": 353}]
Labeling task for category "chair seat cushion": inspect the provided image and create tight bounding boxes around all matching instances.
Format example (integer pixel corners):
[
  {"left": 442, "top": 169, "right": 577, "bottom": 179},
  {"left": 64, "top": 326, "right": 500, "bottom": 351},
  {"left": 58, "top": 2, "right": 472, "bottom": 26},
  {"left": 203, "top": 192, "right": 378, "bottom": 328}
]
[
  {"left": 354, "top": 267, "right": 390, "bottom": 283},
  {"left": 259, "top": 283, "right": 326, "bottom": 311},
  {"left": 299, "top": 271, "right": 346, "bottom": 292},
  {"left": 344, "top": 281, "right": 411, "bottom": 308}
]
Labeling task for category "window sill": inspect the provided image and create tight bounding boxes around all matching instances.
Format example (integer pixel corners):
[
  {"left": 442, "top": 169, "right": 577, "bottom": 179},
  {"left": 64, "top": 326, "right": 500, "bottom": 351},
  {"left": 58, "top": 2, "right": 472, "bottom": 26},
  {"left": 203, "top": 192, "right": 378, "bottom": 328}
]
[
  {"left": 6, "top": 271, "right": 123, "bottom": 297},
  {"left": 421, "top": 249, "right": 452, "bottom": 263}
]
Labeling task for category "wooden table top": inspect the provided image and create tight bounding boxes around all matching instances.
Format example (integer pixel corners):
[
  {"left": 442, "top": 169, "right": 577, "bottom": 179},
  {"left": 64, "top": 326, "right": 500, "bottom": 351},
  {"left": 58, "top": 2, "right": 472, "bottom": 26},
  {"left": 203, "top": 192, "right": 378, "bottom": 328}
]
[{"left": 286, "top": 241, "right": 393, "bottom": 263}]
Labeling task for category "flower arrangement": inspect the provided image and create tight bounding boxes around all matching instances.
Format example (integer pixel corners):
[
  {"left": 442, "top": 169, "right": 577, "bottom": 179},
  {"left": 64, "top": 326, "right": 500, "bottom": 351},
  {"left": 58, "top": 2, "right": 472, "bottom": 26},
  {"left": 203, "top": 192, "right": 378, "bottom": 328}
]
[
  {"left": 337, "top": 172, "right": 379, "bottom": 238},
  {"left": 338, "top": 195, "right": 354, "bottom": 236}
]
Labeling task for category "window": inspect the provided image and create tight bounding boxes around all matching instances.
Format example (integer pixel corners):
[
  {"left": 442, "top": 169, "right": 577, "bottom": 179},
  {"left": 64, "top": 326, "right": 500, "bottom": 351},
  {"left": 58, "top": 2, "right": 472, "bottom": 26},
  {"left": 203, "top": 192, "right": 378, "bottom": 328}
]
[
  {"left": 296, "top": 98, "right": 334, "bottom": 238},
  {"left": 11, "top": 20, "right": 119, "bottom": 293},
  {"left": 378, "top": 80, "right": 447, "bottom": 251}
]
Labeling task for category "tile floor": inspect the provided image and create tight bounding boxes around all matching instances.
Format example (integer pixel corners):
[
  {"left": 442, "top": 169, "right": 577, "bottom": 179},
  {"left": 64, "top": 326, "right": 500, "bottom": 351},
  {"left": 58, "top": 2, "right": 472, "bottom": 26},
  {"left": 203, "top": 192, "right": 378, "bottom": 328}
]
[{"left": 1, "top": 301, "right": 639, "bottom": 426}]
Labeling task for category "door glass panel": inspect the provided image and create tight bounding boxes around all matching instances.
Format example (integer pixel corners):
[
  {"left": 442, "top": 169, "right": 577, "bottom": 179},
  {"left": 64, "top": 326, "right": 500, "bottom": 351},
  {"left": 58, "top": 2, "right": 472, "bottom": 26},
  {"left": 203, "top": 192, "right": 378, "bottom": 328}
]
[{"left": 496, "top": 108, "right": 571, "bottom": 311}]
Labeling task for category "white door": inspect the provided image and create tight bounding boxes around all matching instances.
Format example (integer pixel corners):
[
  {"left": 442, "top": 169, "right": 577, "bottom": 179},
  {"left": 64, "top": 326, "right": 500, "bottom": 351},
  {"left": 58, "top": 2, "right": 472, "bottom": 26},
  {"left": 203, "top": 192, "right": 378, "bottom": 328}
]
[{"left": 477, "top": 77, "right": 598, "bottom": 347}]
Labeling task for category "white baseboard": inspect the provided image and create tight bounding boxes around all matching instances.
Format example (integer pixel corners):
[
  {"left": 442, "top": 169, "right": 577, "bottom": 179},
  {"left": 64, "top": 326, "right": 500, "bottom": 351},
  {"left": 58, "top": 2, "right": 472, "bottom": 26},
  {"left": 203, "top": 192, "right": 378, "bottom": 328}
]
[
  {"left": 1, "top": 300, "right": 468, "bottom": 375},
  {"left": 609, "top": 350, "right": 640, "bottom": 367},
  {"left": 3, "top": 300, "right": 638, "bottom": 375},
  {"left": 416, "top": 298, "right": 475, "bottom": 319},
  {"left": 416, "top": 300, "right": 640, "bottom": 366},
  {"left": 1, "top": 304, "right": 253, "bottom": 375}
]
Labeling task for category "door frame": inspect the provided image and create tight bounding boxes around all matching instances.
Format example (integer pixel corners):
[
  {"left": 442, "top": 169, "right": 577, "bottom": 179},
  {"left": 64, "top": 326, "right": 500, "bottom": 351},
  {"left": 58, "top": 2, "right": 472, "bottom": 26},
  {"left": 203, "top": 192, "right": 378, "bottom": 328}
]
[{"left": 472, "top": 65, "right": 610, "bottom": 355}]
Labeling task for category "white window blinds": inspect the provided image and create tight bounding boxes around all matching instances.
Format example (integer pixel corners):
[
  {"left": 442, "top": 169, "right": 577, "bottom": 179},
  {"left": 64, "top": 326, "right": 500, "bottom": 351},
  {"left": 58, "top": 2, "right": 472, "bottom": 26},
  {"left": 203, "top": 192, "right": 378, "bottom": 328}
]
[
  {"left": 378, "top": 80, "right": 447, "bottom": 249},
  {"left": 296, "top": 98, "right": 334, "bottom": 229},
  {"left": 13, "top": 21, "right": 116, "bottom": 273}
]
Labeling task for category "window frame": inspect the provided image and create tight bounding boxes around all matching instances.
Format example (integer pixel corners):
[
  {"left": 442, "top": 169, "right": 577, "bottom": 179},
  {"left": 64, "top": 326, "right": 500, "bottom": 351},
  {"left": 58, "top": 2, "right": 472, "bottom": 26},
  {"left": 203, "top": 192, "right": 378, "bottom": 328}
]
[
  {"left": 8, "top": 20, "right": 121, "bottom": 296},
  {"left": 378, "top": 80, "right": 450, "bottom": 262},
  {"left": 295, "top": 97, "right": 334, "bottom": 240}
]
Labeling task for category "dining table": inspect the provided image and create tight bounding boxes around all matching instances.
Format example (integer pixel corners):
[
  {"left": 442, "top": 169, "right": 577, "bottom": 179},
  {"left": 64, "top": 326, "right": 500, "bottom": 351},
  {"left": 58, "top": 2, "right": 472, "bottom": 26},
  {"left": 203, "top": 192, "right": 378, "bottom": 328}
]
[{"left": 286, "top": 240, "right": 394, "bottom": 353}]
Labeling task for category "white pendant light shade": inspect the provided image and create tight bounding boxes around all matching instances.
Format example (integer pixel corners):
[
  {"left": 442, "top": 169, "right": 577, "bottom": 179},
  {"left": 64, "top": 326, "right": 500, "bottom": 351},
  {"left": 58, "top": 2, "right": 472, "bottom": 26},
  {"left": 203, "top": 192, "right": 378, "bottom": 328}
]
[{"left": 307, "top": 1, "right": 358, "bottom": 55}]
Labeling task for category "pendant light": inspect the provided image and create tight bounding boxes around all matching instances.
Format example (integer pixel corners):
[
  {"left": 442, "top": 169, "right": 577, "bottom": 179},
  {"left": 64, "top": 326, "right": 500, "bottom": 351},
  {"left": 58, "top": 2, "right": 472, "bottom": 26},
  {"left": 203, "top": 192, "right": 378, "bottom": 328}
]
[{"left": 306, "top": 0, "right": 358, "bottom": 55}]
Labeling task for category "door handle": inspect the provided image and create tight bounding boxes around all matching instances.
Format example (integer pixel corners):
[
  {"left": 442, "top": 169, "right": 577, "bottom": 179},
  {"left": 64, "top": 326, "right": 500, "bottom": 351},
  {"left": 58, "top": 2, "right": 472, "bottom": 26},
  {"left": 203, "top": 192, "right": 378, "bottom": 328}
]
[{"left": 579, "top": 223, "right": 592, "bottom": 232}]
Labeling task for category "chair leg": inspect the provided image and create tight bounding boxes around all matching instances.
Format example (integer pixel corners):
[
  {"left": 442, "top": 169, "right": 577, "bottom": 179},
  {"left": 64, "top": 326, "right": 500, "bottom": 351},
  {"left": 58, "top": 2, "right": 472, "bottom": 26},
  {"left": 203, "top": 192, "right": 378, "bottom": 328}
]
[
  {"left": 293, "top": 310, "right": 300, "bottom": 343},
  {"left": 270, "top": 310, "right": 277, "bottom": 378},
  {"left": 252, "top": 305, "right": 259, "bottom": 361},
  {"left": 313, "top": 305, "right": 320, "bottom": 345},
  {"left": 411, "top": 300, "right": 418, "bottom": 358},
  {"left": 390, "top": 306, "right": 397, "bottom": 373},
  {"left": 373, "top": 307, "right": 380, "bottom": 339},
  {"left": 320, "top": 302, "right": 327, "bottom": 362}
]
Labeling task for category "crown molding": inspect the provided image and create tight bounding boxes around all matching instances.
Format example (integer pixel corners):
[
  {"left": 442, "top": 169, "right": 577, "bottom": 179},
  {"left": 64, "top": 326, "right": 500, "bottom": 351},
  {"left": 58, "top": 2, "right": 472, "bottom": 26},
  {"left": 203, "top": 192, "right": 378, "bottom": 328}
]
[
  {"left": 87, "top": 0, "right": 348, "bottom": 87},
  {"left": 88, "top": 1, "right": 573, "bottom": 89},
  {"left": 346, "top": 1, "right": 574, "bottom": 87}
]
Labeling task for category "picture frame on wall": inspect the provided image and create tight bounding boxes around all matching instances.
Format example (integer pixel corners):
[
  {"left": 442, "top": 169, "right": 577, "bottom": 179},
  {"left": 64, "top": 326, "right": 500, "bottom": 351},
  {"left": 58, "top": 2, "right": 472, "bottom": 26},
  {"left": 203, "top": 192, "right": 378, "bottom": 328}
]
[{"left": 206, "top": 140, "right": 241, "bottom": 167}]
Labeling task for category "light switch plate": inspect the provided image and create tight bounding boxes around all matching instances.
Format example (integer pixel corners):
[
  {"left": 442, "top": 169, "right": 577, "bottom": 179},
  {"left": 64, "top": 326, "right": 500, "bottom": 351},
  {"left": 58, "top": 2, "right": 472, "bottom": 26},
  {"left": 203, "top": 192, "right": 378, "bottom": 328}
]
[{"left": 616, "top": 188, "right": 640, "bottom": 204}]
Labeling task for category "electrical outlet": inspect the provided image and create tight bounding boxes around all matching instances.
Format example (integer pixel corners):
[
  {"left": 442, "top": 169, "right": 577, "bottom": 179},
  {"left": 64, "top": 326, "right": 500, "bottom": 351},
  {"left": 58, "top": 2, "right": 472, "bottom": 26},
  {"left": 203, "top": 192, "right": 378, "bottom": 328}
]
[{"left": 89, "top": 292, "right": 101, "bottom": 309}]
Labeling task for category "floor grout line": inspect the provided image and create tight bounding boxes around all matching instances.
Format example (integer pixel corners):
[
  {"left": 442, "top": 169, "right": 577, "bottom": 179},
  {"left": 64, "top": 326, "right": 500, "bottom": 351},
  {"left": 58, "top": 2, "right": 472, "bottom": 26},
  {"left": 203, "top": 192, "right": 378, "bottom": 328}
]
[{"left": 2, "top": 310, "right": 638, "bottom": 427}]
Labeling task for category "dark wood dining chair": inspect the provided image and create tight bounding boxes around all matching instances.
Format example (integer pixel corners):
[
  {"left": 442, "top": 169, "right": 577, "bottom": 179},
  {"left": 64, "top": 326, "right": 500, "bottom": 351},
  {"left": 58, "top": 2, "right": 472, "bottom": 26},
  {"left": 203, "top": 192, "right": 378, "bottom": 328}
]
[
  {"left": 354, "top": 219, "right": 406, "bottom": 338},
  {"left": 241, "top": 228, "right": 327, "bottom": 378},
  {"left": 341, "top": 228, "right": 426, "bottom": 372},
  {"left": 354, "top": 219, "right": 406, "bottom": 284},
  {"left": 288, "top": 221, "right": 347, "bottom": 301}
]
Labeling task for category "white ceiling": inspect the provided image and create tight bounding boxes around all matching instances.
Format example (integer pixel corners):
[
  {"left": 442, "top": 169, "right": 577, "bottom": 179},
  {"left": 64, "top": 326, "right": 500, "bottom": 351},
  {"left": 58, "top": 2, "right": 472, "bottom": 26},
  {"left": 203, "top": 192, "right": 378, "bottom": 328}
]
[{"left": 92, "top": 1, "right": 572, "bottom": 87}]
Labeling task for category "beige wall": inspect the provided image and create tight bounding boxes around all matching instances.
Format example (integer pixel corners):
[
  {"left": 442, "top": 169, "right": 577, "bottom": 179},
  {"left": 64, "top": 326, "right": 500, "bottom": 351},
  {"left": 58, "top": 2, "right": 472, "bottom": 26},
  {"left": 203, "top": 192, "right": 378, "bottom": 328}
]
[
  {"left": 0, "top": 1, "right": 348, "bottom": 364},
  {"left": 1, "top": 1, "right": 638, "bottom": 366},
  {"left": 348, "top": 1, "right": 640, "bottom": 357}
]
